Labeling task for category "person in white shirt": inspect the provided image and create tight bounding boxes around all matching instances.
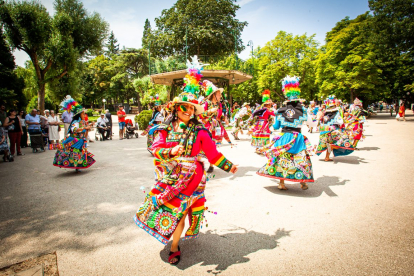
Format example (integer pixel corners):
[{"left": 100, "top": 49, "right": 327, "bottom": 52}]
[
  {"left": 96, "top": 113, "right": 110, "bottom": 140},
  {"left": 231, "top": 103, "right": 250, "bottom": 140}
]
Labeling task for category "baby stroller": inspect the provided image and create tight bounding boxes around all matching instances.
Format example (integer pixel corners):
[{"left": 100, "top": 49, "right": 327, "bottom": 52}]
[
  {"left": 124, "top": 119, "right": 139, "bottom": 139},
  {"left": 29, "top": 130, "right": 45, "bottom": 153},
  {"left": 0, "top": 150, "right": 13, "bottom": 162},
  {"left": 0, "top": 140, "right": 13, "bottom": 162}
]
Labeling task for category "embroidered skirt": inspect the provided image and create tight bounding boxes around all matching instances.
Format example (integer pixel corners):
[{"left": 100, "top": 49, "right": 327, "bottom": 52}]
[
  {"left": 53, "top": 137, "right": 95, "bottom": 169},
  {"left": 134, "top": 157, "right": 207, "bottom": 245},
  {"left": 316, "top": 129, "right": 355, "bottom": 157},
  {"left": 251, "top": 120, "right": 271, "bottom": 148},
  {"left": 257, "top": 133, "right": 314, "bottom": 182}
]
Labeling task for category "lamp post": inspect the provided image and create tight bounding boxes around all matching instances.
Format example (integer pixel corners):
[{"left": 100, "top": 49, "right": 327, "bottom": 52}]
[
  {"left": 185, "top": 24, "right": 188, "bottom": 62},
  {"left": 102, "top": 98, "right": 106, "bottom": 111},
  {"left": 247, "top": 40, "right": 254, "bottom": 76}
]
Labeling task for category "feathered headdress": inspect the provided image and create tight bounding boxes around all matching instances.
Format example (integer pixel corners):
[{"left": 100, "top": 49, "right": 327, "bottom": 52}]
[
  {"left": 262, "top": 89, "right": 271, "bottom": 103},
  {"left": 354, "top": 97, "right": 362, "bottom": 106},
  {"left": 60, "top": 95, "right": 83, "bottom": 115},
  {"left": 170, "top": 56, "right": 205, "bottom": 115},
  {"left": 324, "top": 95, "right": 338, "bottom": 109},
  {"left": 149, "top": 94, "right": 162, "bottom": 106},
  {"left": 202, "top": 80, "right": 223, "bottom": 100},
  {"left": 182, "top": 55, "right": 204, "bottom": 97},
  {"left": 282, "top": 75, "right": 301, "bottom": 101}
]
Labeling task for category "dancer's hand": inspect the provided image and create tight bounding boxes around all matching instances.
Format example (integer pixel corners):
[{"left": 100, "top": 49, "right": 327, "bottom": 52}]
[
  {"left": 171, "top": 145, "right": 185, "bottom": 156},
  {"left": 230, "top": 164, "right": 238, "bottom": 174}
]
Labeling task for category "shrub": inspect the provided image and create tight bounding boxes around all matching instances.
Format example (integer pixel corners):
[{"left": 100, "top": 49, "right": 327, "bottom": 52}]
[
  {"left": 92, "top": 110, "right": 100, "bottom": 116},
  {"left": 135, "top": 110, "right": 153, "bottom": 130},
  {"left": 85, "top": 109, "right": 94, "bottom": 117}
]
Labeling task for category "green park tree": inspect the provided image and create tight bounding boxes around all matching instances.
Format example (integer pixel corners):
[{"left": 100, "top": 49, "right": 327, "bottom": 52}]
[
  {"left": 368, "top": 0, "right": 414, "bottom": 101},
  {"left": 145, "top": 0, "right": 248, "bottom": 57},
  {"left": 0, "top": 0, "right": 108, "bottom": 112},
  {"left": 142, "top": 19, "right": 151, "bottom": 50},
  {"left": 0, "top": 26, "right": 25, "bottom": 109},
  {"left": 257, "top": 31, "right": 319, "bottom": 102},
  {"left": 105, "top": 31, "right": 120, "bottom": 57},
  {"left": 315, "top": 13, "right": 385, "bottom": 102}
]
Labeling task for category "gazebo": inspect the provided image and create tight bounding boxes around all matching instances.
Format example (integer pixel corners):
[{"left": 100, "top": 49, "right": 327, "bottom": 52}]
[{"left": 150, "top": 69, "right": 253, "bottom": 106}]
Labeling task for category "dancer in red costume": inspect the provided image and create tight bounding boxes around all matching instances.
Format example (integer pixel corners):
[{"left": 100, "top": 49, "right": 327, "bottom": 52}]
[{"left": 134, "top": 56, "right": 238, "bottom": 265}]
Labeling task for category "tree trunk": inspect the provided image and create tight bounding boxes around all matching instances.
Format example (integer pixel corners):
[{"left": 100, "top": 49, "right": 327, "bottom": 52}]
[
  {"left": 137, "top": 92, "right": 142, "bottom": 112},
  {"left": 168, "top": 84, "right": 174, "bottom": 101},
  {"left": 37, "top": 82, "right": 46, "bottom": 113}
]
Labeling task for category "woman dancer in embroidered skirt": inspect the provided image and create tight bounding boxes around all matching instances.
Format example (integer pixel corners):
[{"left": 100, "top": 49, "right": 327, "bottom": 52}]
[
  {"left": 134, "top": 57, "right": 238, "bottom": 265},
  {"left": 53, "top": 96, "right": 96, "bottom": 171},
  {"left": 251, "top": 90, "right": 275, "bottom": 152},
  {"left": 199, "top": 80, "right": 232, "bottom": 146},
  {"left": 257, "top": 76, "right": 313, "bottom": 190},
  {"left": 316, "top": 96, "right": 355, "bottom": 160}
]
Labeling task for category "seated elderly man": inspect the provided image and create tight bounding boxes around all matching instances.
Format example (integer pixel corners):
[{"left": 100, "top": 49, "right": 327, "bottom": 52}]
[{"left": 96, "top": 113, "right": 110, "bottom": 140}]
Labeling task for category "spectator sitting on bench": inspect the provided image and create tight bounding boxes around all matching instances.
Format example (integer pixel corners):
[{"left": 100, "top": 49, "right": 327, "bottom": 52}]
[{"left": 97, "top": 113, "right": 110, "bottom": 140}]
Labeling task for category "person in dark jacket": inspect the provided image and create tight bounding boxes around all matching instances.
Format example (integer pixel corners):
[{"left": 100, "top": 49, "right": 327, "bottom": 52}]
[{"left": 105, "top": 109, "right": 112, "bottom": 138}]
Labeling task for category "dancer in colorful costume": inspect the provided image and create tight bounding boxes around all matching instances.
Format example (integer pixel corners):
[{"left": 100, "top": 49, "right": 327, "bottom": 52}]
[
  {"left": 199, "top": 80, "right": 231, "bottom": 145},
  {"left": 257, "top": 76, "right": 313, "bottom": 190},
  {"left": 231, "top": 102, "right": 251, "bottom": 140},
  {"left": 53, "top": 95, "right": 96, "bottom": 171},
  {"left": 346, "top": 98, "right": 366, "bottom": 148},
  {"left": 134, "top": 56, "right": 238, "bottom": 265},
  {"left": 315, "top": 95, "right": 354, "bottom": 160},
  {"left": 396, "top": 101, "right": 406, "bottom": 121},
  {"left": 306, "top": 101, "right": 319, "bottom": 133},
  {"left": 251, "top": 90, "right": 275, "bottom": 152},
  {"left": 141, "top": 95, "right": 164, "bottom": 150}
]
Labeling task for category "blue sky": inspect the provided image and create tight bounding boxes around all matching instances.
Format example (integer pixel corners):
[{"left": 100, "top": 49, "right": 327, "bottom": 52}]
[{"left": 13, "top": 0, "right": 370, "bottom": 66}]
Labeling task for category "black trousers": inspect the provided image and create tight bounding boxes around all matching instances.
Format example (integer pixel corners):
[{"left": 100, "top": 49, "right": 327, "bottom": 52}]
[
  {"left": 98, "top": 128, "right": 110, "bottom": 139},
  {"left": 21, "top": 126, "right": 28, "bottom": 147}
]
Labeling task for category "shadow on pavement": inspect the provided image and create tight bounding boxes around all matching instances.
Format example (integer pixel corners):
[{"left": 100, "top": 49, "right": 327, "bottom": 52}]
[
  {"left": 357, "top": 147, "right": 380, "bottom": 151},
  {"left": 210, "top": 166, "right": 261, "bottom": 181},
  {"left": 159, "top": 227, "right": 290, "bottom": 272},
  {"left": 53, "top": 169, "right": 93, "bottom": 178},
  {"left": 264, "top": 175, "right": 349, "bottom": 197},
  {"left": 332, "top": 156, "right": 368, "bottom": 165}
]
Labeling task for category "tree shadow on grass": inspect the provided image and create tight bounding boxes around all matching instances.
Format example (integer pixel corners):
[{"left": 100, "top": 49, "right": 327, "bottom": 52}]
[
  {"left": 159, "top": 227, "right": 290, "bottom": 273},
  {"left": 264, "top": 175, "right": 349, "bottom": 198}
]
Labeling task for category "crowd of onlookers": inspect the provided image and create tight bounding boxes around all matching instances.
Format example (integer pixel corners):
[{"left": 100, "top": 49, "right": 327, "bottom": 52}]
[
  {"left": 0, "top": 103, "right": 61, "bottom": 162},
  {"left": 0, "top": 103, "right": 137, "bottom": 163}
]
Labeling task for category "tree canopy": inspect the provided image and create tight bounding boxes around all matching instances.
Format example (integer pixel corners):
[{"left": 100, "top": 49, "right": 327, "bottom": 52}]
[
  {"left": 0, "top": 26, "right": 25, "bottom": 109},
  {"left": 145, "top": 0, "right": 248, "bottom": 57},
  {"left": 315, "top": 13, "right": 385, "bottom": 102},
  {"left": 0, "top": 0, "right": 108, "bottom": 111},
  {"left": 368, "top": 0, "right": 414, "bottom": 100}
]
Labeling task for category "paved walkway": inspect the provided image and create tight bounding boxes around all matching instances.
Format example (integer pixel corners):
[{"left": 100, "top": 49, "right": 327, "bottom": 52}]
[{"left": 0, "top": 113, "right": 413, "bottom": 275}]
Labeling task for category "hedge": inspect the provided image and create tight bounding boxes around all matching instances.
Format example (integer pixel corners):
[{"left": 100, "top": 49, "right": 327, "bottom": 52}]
[
  {"left": 85, "top": 109, "right": 94, "bottom": 117},
  {"left": 135, "top": 110, "right": 153, "bottom": 130}
]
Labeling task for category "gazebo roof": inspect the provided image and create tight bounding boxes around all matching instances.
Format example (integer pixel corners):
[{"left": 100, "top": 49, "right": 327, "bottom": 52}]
[{"left": 150, "top": 69, "right": 253, "bottom": 86}]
